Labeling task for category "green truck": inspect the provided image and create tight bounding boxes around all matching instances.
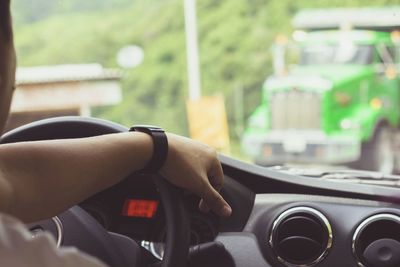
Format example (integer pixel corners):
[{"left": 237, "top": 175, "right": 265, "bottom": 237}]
[{"left": 242, "top": 8, "right": 400, "bottom": 173}]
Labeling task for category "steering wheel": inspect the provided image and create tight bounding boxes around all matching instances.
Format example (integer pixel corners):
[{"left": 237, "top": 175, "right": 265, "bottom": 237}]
[{"left": 0, "top": 116, "right": 190, "bottom": 267}]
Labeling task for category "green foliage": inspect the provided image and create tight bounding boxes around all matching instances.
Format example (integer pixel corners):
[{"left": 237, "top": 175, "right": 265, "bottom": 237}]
[
  {"left": 12, "top": 0, "right": 132, "bottom": 25},
  {"left": 12, "top": 0, "right": 400, "bottom": 136}
]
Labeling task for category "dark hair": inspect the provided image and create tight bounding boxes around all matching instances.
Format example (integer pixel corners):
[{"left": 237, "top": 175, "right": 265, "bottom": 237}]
[{"left": 0, "top": 0, "right": 12, "bottom": 41}]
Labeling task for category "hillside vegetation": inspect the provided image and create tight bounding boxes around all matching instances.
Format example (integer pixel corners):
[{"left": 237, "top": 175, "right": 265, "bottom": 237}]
[{"left": 12, "top": 0, "right": 399, "bottom": 136}]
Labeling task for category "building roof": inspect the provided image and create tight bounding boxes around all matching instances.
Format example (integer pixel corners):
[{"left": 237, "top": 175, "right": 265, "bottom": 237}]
[{"left": 16, "top": 64, "right": 122, "bottom": 85}]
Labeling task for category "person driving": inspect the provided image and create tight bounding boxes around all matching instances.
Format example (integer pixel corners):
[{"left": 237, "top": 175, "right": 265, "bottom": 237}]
[{"left": 0, "top": 0, "right": 232, "bottom": 265}]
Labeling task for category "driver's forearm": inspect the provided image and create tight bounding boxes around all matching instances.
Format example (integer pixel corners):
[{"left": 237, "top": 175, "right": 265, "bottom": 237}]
[{"left": 0, "top": 132, "right": 153, "bottom": 222}]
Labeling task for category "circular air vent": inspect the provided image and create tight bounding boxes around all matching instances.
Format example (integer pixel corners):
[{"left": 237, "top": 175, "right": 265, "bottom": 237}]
[
  {"left": 269, "top": 207, "right": 333, "bottom": 267},
  {"left": 353, "top": 214, "right": 400, "bottom": 267}
]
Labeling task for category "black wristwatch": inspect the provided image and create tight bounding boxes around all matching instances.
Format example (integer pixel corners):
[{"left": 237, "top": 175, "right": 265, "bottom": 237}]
[{"left": 129, "top": 125, "right": 168, "bottom": 173}]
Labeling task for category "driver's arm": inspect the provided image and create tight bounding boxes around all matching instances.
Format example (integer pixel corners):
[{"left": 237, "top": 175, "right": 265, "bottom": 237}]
[
  {"left": 0, "top": 132, "right": 232, "bottom": 222},
  {"left": 0, "top": 0, "right": 231, "bottom": 223}
]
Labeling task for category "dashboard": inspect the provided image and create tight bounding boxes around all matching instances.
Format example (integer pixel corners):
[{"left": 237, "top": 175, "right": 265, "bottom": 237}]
[
  {"left": 213, "top": 156, "right": 400, "bottom": 267},
  {"left": 78, "top": 159, "right": 400, "bottom": 267}
]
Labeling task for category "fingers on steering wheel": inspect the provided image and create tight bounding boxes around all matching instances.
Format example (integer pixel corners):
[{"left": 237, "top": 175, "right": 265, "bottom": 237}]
[
  {"left": 200, "top": 185, "right": 231, "bottom": 217},
  {"left": 208, "top": 158, "right": 224, "bottom": 191},
  {"left": 199, "top": 159, "right": 231, "bottom": 217}
]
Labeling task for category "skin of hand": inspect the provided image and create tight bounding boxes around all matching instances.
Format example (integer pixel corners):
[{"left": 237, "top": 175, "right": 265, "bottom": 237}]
[
  {"left": 161, "top": 134, "right": 232, "bottom": 217},
  {"left": 0, "top": 0, "right": 232, "bottom": 222}
]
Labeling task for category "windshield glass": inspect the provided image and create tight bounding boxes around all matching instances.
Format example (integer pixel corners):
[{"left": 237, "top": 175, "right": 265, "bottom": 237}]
[
  {"left": 8, "top": 0, "right": 400, "bottom": 178},
  {"left": 300, "top": 44, "right": 374, "bottom": 65}
]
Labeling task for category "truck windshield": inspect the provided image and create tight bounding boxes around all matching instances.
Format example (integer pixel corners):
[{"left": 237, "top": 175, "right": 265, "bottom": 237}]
[{"left": 300, "top": 44, "right": 373, "bottom": 65}]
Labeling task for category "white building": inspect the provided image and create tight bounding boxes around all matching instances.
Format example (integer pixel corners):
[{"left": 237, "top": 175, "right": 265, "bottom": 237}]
[{"left": 6, "top": 64, "right": 122, "bottom": 130}]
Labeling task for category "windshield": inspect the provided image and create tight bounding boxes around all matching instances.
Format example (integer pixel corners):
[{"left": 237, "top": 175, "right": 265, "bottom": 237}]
[
  {"left": 300, "top": 44, "right": 374, "bottom": 65},
  {"left": 8, "top": 0, "right": 400, "bottom": 178}
]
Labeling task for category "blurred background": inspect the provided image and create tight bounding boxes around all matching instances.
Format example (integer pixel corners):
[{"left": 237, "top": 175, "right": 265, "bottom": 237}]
[{"left": 8, "top": 0, "right": 400, "bottom": 173}]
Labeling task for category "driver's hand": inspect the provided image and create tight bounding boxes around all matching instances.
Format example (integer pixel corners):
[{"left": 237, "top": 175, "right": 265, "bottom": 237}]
[{"left": 161, "top": 133, "right": 232, "bottom": 217}]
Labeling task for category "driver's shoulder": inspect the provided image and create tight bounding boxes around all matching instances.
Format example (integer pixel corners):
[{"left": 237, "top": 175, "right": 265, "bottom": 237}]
[{"left": 0, "top": 212, "right": 109, "bottom": 267}]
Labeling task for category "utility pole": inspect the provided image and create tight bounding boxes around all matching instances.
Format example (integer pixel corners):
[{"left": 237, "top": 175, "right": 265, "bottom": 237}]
[
  {"left": 184, "top": 0, "right": 201, "bottom": 101},
  {"left": 183, "top": 0, "right": 230, "bottom": 152}
]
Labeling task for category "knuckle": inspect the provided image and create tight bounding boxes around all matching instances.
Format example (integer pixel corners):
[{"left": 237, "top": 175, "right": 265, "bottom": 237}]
[
  {"left": 211, "top": 182, "right": 223, "bottom": 190},
  {"left": 202, "top": 143, "right": 216, "bottom": 156},
  {"left": 210, "top": 148, "right": 218, "bottom": 158}
]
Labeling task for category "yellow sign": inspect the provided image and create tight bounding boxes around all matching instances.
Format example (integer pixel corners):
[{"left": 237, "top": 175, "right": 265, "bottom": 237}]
[{"left": 186, "top": 95, "right": 230, "bottom": 152}]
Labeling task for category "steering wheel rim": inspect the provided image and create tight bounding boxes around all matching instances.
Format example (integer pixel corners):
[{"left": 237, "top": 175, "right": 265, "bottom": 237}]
[{"left": 0, "top": 116, "right": 190, "bottom": 267}]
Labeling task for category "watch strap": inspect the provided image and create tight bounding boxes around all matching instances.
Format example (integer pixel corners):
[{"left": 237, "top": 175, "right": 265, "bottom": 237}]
[{"left": 130, "top": 125, "right": 168, "bottom": 173}]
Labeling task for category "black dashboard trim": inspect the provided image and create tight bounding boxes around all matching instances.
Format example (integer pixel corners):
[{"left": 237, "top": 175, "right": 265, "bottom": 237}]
[{"left": 219, "top": 154, "right": 400, "bottom": 203}]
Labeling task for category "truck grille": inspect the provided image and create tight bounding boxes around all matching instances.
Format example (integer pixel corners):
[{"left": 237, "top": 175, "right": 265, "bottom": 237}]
[{"left": 269, "top": 90, "right": 321, "bottom": 130}]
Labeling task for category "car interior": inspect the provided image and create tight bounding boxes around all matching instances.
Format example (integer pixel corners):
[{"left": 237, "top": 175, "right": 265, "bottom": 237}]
[{"left": 2, "top": 116, "right": 400, "bottom": 267}]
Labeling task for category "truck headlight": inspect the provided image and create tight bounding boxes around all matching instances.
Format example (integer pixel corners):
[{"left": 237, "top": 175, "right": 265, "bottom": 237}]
[{"left": 340, "top": 119, "right": 360, "bottom": 130}]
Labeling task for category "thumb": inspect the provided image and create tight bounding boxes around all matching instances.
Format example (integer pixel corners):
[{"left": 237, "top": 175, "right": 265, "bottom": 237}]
[{"left": 201, "top": 183, "right": 232, "bottom": 217}]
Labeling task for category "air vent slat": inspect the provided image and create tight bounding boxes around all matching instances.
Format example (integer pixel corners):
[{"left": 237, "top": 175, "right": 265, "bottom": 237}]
[
  {"left": 278, "top": 236, "right": 322, "bottom": 262},
  {"left": 353, "top": 214, "right": 400, "bottom": 267},
  {"left": 278, "top": 215, "right": 323, "bottom": 243},
  {"left": 270, "top": 207, "right": 332, "bottom": 267}
]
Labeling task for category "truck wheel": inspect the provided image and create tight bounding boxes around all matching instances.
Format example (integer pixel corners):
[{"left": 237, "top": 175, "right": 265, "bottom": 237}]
[{"left": 358, "top": 126, "right": 394, "bottom": 174}]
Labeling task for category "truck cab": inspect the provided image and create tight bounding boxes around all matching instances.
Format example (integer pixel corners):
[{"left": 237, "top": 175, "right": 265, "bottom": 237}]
[{"left": 242, "top": 8, "right": 400, "bottom": 173}]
